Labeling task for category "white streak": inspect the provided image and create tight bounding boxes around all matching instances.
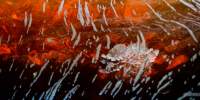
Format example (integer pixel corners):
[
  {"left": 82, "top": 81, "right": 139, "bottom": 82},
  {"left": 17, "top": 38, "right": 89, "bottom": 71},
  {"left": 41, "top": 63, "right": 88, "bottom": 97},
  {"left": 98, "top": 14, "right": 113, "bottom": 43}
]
[
  {"left": 191, "top": 54, "right": 198, "bottom": 62},
  {"left": 63, "top": 10, "right": 68, "bottom": 26},
  {"left": 153, "top": 23, "right": 170, "bottom": 35},
  {"left": 9, "top": 59, "right": 15, "bottom": 71},
  {"left": 111, "top": 80, "right": 123, "bottom": 98},
  {"left": 73, "top": 72, "right": 80, "bottom": 85},
  {"left": 123, "top": 29, "right": 129, "bottom": 37},
  {"left": 19, "top": 69, "right": 25, "bottom": 79},
  {"left": 178, "top": 91, "right": 200, "bottom": 100},
  {"left": 157, "top": 74, "right": 168, "bottom": 88},
  {"left": 105, "top": 35, "right": 111, "bottom": 49},
  {"left": 145, "top": 2, "right": 198, "bottom": 43},
  {"left": 18, "top": 35, "right": 23, "bottom": 45},
  {"left": 99, "top": 81, "right": 112, "bottom": 95},
  {"left": 152, "top": 80, "right": 172, "bottom": 100},
  {"left": 67, "top": 52, "right": 82, "bottom": 75},
  {"left": 24, "top": 11, "right": 28, "bottom": 27},
  {"left": 48, "top": 72, "right": 54, "bottom": 86},
  {"left": 95, "top": 44, "right": 102, "bottom": 62},
  {"left": 110, "top": 0, "right": 119, "bottom": 17},
  {"left": 26, "top": 13, "right": 32, "bottom": 34},
  {"left": 162, "top": 0, "right": 176, "bottom": 11},
  {"left": 91, "top": 18, "right": 98, "bottom": 32},
  {"left": 91, "top": 74, "right": 97, "bottom": 83},
  {"left": 100, "top": 24, "right": 105, "bottom": 32},
  {"left": 70, "top": 23, "right": 77, "bottom": 41},
  {"left": 77, "top": 0, "right": 85, "bottom": 26},
  {"left": 73, "top": 33, "right": 81, "bottom": 48},
  {"left": 30, "top": 60, "right": 50, "bottom": 87},
  {"left": 139, "top": 30, "right": 146, "bottom": 48},
  {"left": 84, "top": 1, "right": 91, "bottom": 25},
  {"left": 170, "top": 20, "right": 198, "bottom": 43},
  {"left": 133, "top": 58, "right": 148, "bottom": 86},
  {"left": 102, "top": 6, "right": 108, "bottom": 26},
  {"left": 63, "top": 85, "right": 80, "bottom": 100},
  {"left": 58, "top": 0, "right": 65, "bottom": 15},
  {"left": 132, "top": 83, "right": 140, "bottom": 92},
  {"left": 42, "top": 1, "right": 47, "bottom": 13},
  {"left": 179, "top": 0, "right": 197, "bottom": 12}
]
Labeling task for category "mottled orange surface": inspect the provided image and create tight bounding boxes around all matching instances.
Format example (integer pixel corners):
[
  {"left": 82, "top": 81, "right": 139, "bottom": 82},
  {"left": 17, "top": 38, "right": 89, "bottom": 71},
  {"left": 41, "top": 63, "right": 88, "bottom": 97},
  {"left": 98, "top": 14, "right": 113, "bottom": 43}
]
[{"left": 0, "top": 0, "right": 196, "bottom": 79}]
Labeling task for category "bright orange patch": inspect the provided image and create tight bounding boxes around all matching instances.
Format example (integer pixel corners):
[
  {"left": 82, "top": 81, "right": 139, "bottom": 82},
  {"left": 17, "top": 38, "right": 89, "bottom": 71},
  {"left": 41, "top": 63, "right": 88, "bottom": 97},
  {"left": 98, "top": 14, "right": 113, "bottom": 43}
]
[
  {"left": 154, "top": 55, "right": 166, "bottom": 65},
  {"left": 0, "top": 44, "right": 11, "bottom": 55},
  {"left": 145, "top": 32, "right": 157, "bottom": 41},
  {"left": 166, "top": 55, "right": 188, "bottom": 70},
  {"left": 12, "top": 13, "right": 20, "bottom": 20},
  {"left": 124, "top": 0, "right": 150, "bottom": 23},
  {"left": 28, "top": 50, "right": 43, "bottom": 65}
]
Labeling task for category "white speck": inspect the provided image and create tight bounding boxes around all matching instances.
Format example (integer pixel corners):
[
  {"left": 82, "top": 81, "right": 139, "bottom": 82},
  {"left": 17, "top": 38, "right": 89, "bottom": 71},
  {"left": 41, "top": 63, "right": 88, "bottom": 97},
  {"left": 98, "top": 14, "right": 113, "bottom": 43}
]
[
  {"left": 192, "top": 75, "right": 196, "bottom": 79},
  {"left": 191, "top": 54, "right": 197, "bottom": 62}
]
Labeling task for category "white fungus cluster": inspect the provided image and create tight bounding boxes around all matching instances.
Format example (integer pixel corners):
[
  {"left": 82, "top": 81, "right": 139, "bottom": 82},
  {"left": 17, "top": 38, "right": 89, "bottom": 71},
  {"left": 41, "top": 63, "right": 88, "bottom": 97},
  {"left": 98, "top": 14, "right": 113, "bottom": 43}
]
[{"left": 101, "top": 41, "right": 159, "bottom": 75}]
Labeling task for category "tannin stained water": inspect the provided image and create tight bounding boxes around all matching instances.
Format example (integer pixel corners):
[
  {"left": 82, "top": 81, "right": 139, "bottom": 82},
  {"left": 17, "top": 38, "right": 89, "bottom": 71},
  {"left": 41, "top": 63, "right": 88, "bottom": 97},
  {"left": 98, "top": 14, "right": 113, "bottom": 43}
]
[{"left": 0, "top": 0, "right": 200, "bottom": 99}]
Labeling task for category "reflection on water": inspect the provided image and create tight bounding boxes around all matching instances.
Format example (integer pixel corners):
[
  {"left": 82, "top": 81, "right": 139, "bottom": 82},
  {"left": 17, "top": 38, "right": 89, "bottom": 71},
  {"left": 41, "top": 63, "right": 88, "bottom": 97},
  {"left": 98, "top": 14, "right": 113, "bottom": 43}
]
[{"left": 0, "top": 0, "right": 200, "bottom": 99}]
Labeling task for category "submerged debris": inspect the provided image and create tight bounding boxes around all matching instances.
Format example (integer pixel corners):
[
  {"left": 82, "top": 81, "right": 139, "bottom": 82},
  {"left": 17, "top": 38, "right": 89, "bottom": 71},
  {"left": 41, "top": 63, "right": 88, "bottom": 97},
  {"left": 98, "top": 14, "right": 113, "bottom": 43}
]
[{"left": 100, "top": 39, "right": 159, "bottom": 77}]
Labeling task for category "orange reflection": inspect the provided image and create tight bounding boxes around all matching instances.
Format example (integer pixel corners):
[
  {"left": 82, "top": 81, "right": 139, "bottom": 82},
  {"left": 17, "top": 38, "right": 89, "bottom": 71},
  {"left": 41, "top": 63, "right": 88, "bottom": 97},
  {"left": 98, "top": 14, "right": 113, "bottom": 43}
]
[
  {"left": 167, "top": 55, "right": 188, "bottom": 70},
  {"left": 0, "top": 44, "right": 11, "bottom": 55}
]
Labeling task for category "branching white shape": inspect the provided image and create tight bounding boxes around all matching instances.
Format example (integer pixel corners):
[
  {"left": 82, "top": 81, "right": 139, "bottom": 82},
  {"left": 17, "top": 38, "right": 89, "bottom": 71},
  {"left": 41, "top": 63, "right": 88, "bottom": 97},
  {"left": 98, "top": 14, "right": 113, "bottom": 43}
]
[{"left": 101, "top": 36, "right": 159, "bottom": 76}]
